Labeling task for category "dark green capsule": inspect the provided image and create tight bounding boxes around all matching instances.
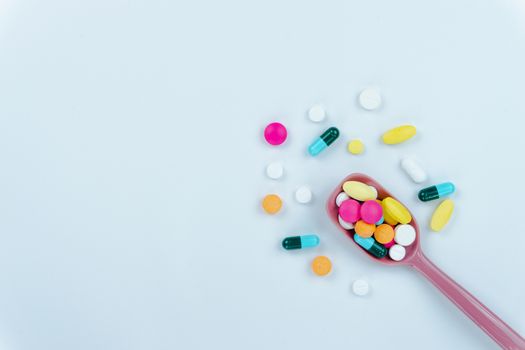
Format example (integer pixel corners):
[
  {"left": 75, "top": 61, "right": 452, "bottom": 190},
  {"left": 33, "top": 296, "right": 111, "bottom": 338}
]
[
  {"left": 418, "top": 182, "right": 455, "bottom": 202},
  {"left": 308, "top": 127, "right": 340, "bottom": 156},
  {"left": 282, "top": 235, "right": 320, "bottom": 250}
]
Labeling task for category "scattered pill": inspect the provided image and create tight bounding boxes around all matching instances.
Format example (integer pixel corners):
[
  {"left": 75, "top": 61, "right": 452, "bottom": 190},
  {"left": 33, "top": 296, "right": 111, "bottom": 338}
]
[
  {"left": 353, "top": 234, "right": 387, "bottom": 258},
  {"left": 374, "top": 224, "right": 395, "bottom": 244},
  {"left": 389, "top": 244, "right": 406, "bottom": 261},
  {"left": 307, "top": 104, "right": 326, "bottom": 122},
  {"left": 360, "top": 200, "right": 383, "bottom": 224},
  {"left": 262, "top": 194, "right": 282, "bottom": 214},
  {"left": 295, "top": 186, "right": 312, "bottom": 204},
  {"left": 339, "top": 199, "right": 361, "bottom": 223},
  {"left": 347, "top": 140, "right": 365, "bottom": 155},
  {"left": 358, "top": 88, "right": 382, "bottom": 110},
  {"left": 335, "top": 192, "right": 350, "bottom": 207},
  {"left": 400, "top": 157, "right": 427, "bottom": 183},
  {"left": 394, "top": 224, "right": 416, "bottom": 246},
  {"left": 343, "top": 181, "right": 377, "bottom": 201},
  {"left": 431, "top": 199, "right": 454, "bottom": 232},
  {"left": 382, "top": 197, "right": 412, "bottom": 224},
  {"left": 352, "top": 279, "right": 370, "bottom": 296},
  {"left": 282, "top": 235, "right": 320, "bottom": 250},
  {"left": 312, "top": 256, "right": 332, "bottom": 276},
  {"left": 418, "top": 182, "right": 455, "bottom": 202},
  {"left": 338, "top": 215, "right": 355, "bottom": 230},
  {"left": 308, "top": 127, "right": 340, "bottom": 156},
  {"left": 264, "top": 122, "right": 287, "bottom": 146},
  {"left": 266, "top": 162, "right": 284, "bottom": 179},
  {"left": 382, "top": 125, "right": 416, "bottom": 145},
  {"left": 354, "top": 220, "right": 376, "bottom": 238}
]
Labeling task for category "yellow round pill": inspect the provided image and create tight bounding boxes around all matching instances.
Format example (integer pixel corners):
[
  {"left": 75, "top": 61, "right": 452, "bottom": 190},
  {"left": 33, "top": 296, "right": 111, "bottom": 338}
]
[
  {"left": 431, "top": 199, "right": 454, "bottom": 232},
  {"left": 262, "top": 194, "right": 282, "bottom": 214},
  {"left": 347, "top": 140, "right": 364, "bottom": 155},
  {"left": 382, "top": 197, "right": 412, "bottom": 224},
  {"left": 312, "top": 256, "right": 332, "bottom": 276}
]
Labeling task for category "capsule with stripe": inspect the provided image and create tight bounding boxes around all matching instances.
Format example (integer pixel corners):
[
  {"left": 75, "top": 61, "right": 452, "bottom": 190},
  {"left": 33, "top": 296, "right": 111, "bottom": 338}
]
[
  {"left": 308, "top": 127, "right": 339, "bottom": 156},
  {"left": 353, "top": 234, "right": 387, "bottom": 258},
  {"left": 418, "top": 182, "right": 455, "bottom": 202},
  {"left": 282, "top": 235, "right": 320, "bottom": 250}
]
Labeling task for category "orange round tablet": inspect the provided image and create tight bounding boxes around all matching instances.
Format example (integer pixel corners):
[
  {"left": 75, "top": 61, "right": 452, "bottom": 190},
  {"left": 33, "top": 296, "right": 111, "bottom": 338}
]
[
  {"left": 312, "top": 256, "right": 332, "bottom": 276},
  {"left": 262, "top": 194, "right": 282, "bottom": 214},
  {"left": 374, "top": 224, "right": 395, "bottom": 244},
  {"left": 354, "top": 220, "right": 376, "bottom": 238}
]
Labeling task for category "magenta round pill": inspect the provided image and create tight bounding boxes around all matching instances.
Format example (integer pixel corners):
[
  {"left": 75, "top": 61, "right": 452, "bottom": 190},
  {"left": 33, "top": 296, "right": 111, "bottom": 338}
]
[
  {"left": 264, "top": 122, "right": 287, "bottom": 146},
  {"left": 360, "top": 200, "right": 383, "bottom": 224},
  {"left": 339, "top": 199, "right": 361, "bottom": 223},
  {"left": 384, "top": 238, "right": 396, "bottom": 248}
]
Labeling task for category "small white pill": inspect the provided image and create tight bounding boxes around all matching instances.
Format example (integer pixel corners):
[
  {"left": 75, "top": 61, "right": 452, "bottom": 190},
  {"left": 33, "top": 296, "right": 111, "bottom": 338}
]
[
  {"left": 400, "top": 157, "right": 427, "bottom": 183},
  {"left": 352, "top": 279, "right": 370, "bottom": 296},
  {"left": 389, "top": 244, "right": 406, "bottom": 261},
  {"left": 266, "top": 162, "right": 284, "bottom": 179},
  {"left": 336, "top": 192, "right": 350, "bottom": 207},
  {"left": 307, "top": 104, "right": 326, "bottom": 122},
  {"left": 295, "top": 186, "right": 312, "bottom": 204},
  {"left": 338, "top": 215, "right": 354, "bottom": 230},
  {"left": 394, "top": 224, "right": 416, "bottom": 246},
  {"left": 358, "top": 88, "right": 382, "bottom": 110}
]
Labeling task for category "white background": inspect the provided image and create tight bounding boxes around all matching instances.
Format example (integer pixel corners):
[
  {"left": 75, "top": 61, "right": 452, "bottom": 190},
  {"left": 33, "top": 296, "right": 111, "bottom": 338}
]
[{"left": 1, "top": 0, "right": 525, "bottom": 349}]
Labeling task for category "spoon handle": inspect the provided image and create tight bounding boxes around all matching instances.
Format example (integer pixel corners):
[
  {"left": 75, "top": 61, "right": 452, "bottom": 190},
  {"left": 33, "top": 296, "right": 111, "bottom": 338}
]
[{"left": 411, "top": 252, "right": 525, "bottom": 349}]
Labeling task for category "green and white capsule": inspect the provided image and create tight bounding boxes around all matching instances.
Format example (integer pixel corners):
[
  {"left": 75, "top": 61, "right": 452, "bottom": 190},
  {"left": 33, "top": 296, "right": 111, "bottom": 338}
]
[{"left": 282, "top": 235, "right": 320, "bottom": 250}]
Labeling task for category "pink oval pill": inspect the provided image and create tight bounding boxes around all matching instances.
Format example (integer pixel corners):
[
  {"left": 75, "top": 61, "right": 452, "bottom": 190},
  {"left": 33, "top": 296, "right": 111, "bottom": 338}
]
[
  {"left": 264, "top": 122, "right": 287, "bottom": 146},
  {"left": 360, "top": 200, "right": 383, "bottom": 224},
  {"left": 339, "top": 199, "right": 361, "bottom": 223}
]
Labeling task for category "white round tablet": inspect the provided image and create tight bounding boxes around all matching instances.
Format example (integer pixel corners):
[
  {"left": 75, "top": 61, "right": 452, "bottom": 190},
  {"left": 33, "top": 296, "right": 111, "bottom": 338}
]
[
  {"left": 335, "top": 192, "right": 350, "bottom": 207},
  {"left": 352, "top": 279, "right": 370, "bottom": 296},
  {"left": 358, "top": 88, "right": 382, "bottom": 110},
  {"left": 295, "top": 186, "right": 312, "bottom": 204},
  {"left": 389, "top": 244, "right": 406, "bottom": 261},
  {"left": 307, "top": 104, "right": 326, "bottom": 122},
  {"left": 394, "top": 224, "right": 416, "bottom": 246},
  {"left": 338, "top": 215, "right": 354, "bottom": 230},
  {"left": 266, "top": 162, "right": 284, "bottom": 179}
]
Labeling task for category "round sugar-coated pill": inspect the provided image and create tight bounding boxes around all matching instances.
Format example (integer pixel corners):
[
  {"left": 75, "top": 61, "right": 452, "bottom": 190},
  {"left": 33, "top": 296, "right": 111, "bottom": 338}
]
[
  {"left": 383, "top": 238, "right": 396, "bottom": 248},
  {"left": 347, "top": 140, "right": 365, "bottom": 155},
  {"left": 335, "top": 192, "right": 350, "bottom": 207},
  {"left": 264, "top": 122, "right": 287, "bottom": 146},
  {"left": 360, "top": 200, "right": 383, "bottom": 224},
  {"left": 389, "top": 244, "right": 406, "bottom": 261},
  {"left": 262, "top": 194, "right": 282, "bottom": 214},
  {"left": 352, "top": 279, "right": 370, "bottom": 296},
  {"left": 374, "top": 224, "right": 395, "bottom": 244},
  {"left": 312, "top": 256, "right": 332, "bottom": 276},
  {"left": 375, "top": 216, "right": 384, "bottom": 225},
  {"left": 354, "top": 220, "right": 376, "bottom": 238},
  {"left": 266, "top": 162, "right": 283, "bottom": 179},
  {"left": 338, "top": 215, "right": 354, "bottom": 230},
  {"left": 339, "top": 199, "right": 361, "bottom": 223},
  {"left": 295, "top": 186, "right": 312, "bottom": 204},
  {"left": 308, "top": 104, "right": 326, "bottom": 122},
  {"left": 358, "top": 88, "right": 382, "bottom": 110},
  {"left": 394, "top": 224, "right": 416, "bottom": 246}
]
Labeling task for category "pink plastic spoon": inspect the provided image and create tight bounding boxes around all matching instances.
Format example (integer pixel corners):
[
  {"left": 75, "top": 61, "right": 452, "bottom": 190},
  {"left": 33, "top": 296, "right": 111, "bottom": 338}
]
[{"left": 327, "top": 173, "right": 525, "bottom": 350}]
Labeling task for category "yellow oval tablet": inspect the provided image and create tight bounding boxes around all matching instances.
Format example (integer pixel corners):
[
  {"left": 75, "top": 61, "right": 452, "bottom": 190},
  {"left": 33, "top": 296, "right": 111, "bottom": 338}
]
[
  {"left": 342, "top": 181, "right": 377, "bottom": 201},
  {"left": 382, "top": 197, "right": 412, "bottom": 224},
  {"left": 431, "top": 199, "right": 454, "bottom": 232},
  {"left": 347, "top": 140, "right": 364, "bottom": 155},
  {"left": 382, "top": 125, "right": 416, "bottom": 145},
  {"left": 379, "top": 200, "right": 399, "bottom": 225}
]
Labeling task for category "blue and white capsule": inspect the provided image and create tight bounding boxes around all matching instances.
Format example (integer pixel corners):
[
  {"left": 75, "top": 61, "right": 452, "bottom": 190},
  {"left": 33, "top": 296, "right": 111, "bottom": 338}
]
[
  {"left": 282, "top": 235, "right": 320, "bottom": 250},
  {"left": 418, "top": 182, "right": 455, "bottom": 202},
  {"left": 308, "top": 127, "right": 340, "bottom": 156},
  {"left": 353, "top": 234, "right": 387, "bottom": 258}
]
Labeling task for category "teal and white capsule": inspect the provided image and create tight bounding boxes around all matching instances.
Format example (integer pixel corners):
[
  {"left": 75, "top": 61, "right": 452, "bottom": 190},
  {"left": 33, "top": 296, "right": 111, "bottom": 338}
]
[
  {"left": 282, "top": 235, "right": 319, "bottom": 250},
  {"left": 418, "top": 182, "right": 455, "bottom": 202},
  {"left": 308, "top": 127, "right": 340, "bottom": 156},
  {"left": 353, "top": 234, "right": 387, "bottom": 258}
]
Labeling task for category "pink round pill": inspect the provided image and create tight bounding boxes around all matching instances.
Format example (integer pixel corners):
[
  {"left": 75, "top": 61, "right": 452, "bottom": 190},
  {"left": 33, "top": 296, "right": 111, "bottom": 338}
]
[
  {"left": 360, "top": 200, "right": 383, "bottom": 224},
  {"left": 264, "top": 122, "right": 287, "bottom": 146},
  {"left": 339, "top": 199, "right": 361, "bottom": 223},
  {"left": 384, "top": 238, "right": 396, "bottom": 248}
]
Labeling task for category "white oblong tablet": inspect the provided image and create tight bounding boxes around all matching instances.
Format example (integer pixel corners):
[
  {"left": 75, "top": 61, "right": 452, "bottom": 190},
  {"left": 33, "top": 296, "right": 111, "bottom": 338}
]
[
  {"left": 400, "top": 157, "right": 427, "bottom": 183},
  {"left": 358, "top": 88, "right": 382, "bottom": 110},
  {"left": 368, "top": 185, "right": 378, "bottom": 199},
  {"left": 307, "top": 104, "right": 326, "bottom": 122},
  {"left": 389, "top": 244, "right": 406, "bottom": 261},
  {"left": 266, "top": 162, "right": 284, "bottom": 179},
  {"left": 352, "top": 279, "right": 369, "bottom": 296},
  {"left": 338, "top": 215, "right": 354, "bottom": 230},
  {"left": 295, "top": 186, "right": 312, "bottom": 204},
  {"left": 335, "top": 192, "right": 350, "bottom": 207},
  {"left": 394, "top": 224, "right": 416, "bottom": 246}
]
